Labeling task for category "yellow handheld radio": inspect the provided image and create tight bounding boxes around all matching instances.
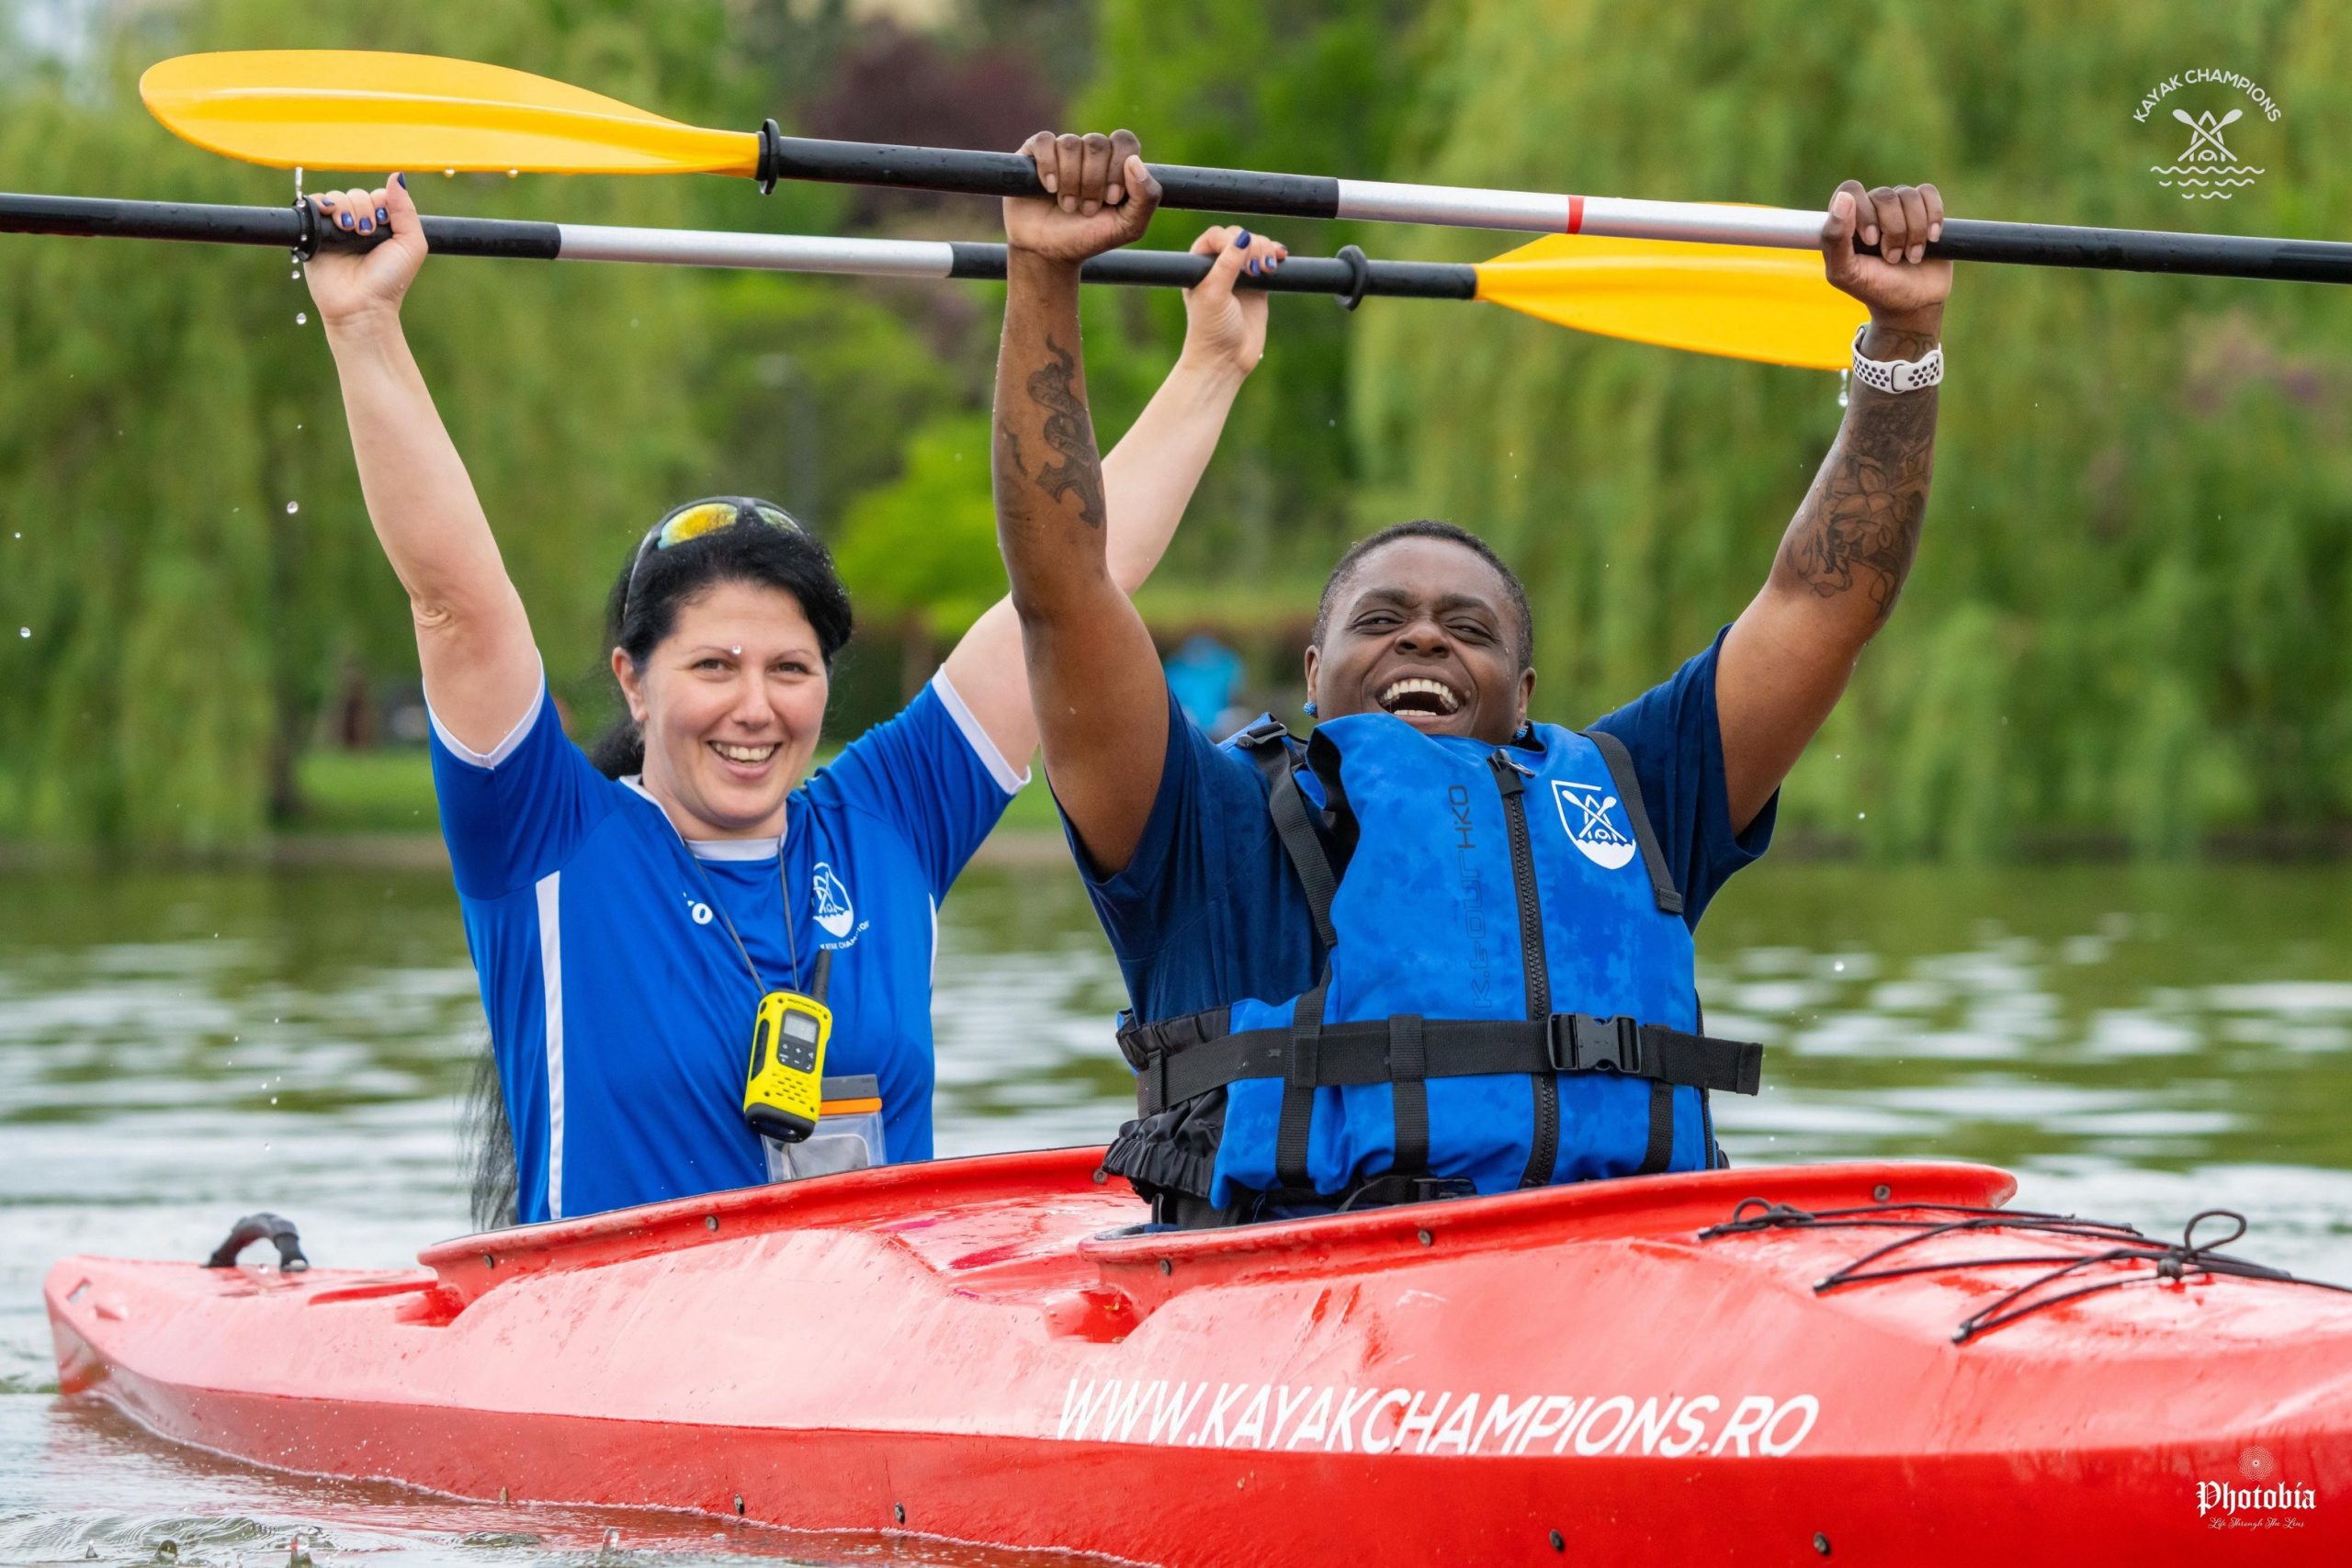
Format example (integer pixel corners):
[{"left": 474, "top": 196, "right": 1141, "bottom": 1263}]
[{"left": 742, "top": 950, "right": 832, "bottom": 1144}]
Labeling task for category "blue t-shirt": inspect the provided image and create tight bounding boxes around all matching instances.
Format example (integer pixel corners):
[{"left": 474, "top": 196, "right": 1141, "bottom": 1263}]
[
  {"left": 1080, "top": 628, "right": 1774, "bottom": 1027},
  {"left": 431, "top": 670, "right": 1023, "bottom": 1222}
]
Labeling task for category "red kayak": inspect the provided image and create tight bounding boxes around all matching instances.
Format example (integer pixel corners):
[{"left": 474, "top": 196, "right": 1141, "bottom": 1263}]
[{"left": 45, "top": 1148, "right": 2352, "bottom": 1563}]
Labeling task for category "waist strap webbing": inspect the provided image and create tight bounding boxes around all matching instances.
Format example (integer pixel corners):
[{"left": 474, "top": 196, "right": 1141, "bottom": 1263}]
[{"left": 1125, "top": 1010, "right": 1763, "bottom": 1115}]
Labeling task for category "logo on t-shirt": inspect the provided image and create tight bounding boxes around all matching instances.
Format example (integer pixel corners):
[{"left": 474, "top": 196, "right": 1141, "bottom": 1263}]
[
  {"left": 812, "top": 862, "right": 856, "bottom": 939},
  {"left": 1553, "top": 782, "right": 1638, "bottom": 871}
]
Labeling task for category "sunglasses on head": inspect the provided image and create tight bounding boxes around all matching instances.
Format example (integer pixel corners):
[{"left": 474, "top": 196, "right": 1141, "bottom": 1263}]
[{"left": 622, "top": 497, "right": 803, "bottom": 623}]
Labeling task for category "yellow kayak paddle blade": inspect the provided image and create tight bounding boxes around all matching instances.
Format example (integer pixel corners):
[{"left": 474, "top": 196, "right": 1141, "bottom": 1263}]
[
  {"left": 1475, "top": 233, "right": 1853, "bottom": 370},
  {"left": 140, "top": 51, "right": 760, "bottom": 177}
]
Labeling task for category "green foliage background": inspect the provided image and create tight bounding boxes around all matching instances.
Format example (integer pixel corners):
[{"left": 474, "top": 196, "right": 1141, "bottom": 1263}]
[
  {"left": 1354, "top": 0, "right": 2352, "bottom": 856},
  {"left": 1, "top": 0, "right": 2346, "bottom": 858}
]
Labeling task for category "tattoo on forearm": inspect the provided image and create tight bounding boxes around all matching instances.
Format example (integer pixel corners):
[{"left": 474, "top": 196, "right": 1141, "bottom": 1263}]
[
  {"left": 1779, "top": 341, "right": 1939, "bottom": 621},
  {"left": 1019, "top": 336, "right": 1107, "bottom": 530}
]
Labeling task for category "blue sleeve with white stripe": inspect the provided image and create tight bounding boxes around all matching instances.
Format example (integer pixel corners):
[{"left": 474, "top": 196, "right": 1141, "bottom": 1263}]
[
  {"left": 807, "top": 672, "right": 1023, "bottom": 899},
  {"left": 429, "top": 682, "right": 619, "bottom": 900}
]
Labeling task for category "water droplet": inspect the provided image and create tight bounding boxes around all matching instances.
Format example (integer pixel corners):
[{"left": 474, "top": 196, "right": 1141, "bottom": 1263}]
[
  {"left": 270, "top": 1096, "right": 277, "bottom": 1105},
  {"left": 508, "top": 169, "right": 520, "bottom": 179},
  {"left": 17, "top": 627, "right": 28, "bottom": 639},
  {"left": 1857, "top": 811, "right": 1868, "bottom": 820},
  {"left": 445, "top": 168, "right": 457, "bottom": 178},
  {"left": 286, "top": 502, "right": 300, "bottom": 515},
  {"left": 295, "top": 311, "right": 308, "bottom": 325}
]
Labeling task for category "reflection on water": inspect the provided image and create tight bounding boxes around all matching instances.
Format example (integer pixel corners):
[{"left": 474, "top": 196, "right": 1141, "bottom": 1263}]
[{"left": 3, "top": 855, "right": 2350, "bottom": 1561}]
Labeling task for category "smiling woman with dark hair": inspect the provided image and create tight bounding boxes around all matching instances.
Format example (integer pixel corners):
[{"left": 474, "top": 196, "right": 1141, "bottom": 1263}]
[
  {"left": 989, "top": 130, "right": 1954, "bottom": 1227},
  {"left": 297, "top": 169, "right": 1290, "bottom": 1224}
]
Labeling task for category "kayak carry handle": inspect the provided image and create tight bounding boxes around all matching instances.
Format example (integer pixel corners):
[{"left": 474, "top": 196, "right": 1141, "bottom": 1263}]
[{"left": 205, "top": 1212, "right": 310, "bottom": 1272}]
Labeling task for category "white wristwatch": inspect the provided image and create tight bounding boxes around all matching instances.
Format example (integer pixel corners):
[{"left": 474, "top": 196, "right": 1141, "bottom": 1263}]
[{"left": 1849, "top": 323, "right": 1944, "bottom": 394}]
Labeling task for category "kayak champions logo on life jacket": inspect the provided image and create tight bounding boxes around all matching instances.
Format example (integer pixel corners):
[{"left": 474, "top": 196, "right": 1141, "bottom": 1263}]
[
  {"left": 1552, "top": 782, "right": 1639, "bottom": 871},
  {"left": 811, "top": 861, "right": 864, "bottom": 945},
  {"left": 2195, "top": 1446, "right": 2317, "bottom": 1530},
  {"left": 2132, "top": 68, "right": 2281, "bottom": 201}
]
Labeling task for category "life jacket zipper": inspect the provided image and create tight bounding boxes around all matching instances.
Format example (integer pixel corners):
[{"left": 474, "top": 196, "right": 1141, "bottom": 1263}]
[{"left": 1487, "top": 752, "right": 1558, "bottom": 1187}]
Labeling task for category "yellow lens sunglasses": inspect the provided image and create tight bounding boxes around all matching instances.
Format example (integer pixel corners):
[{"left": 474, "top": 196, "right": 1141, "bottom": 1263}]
[{"left": 621, "top": 496, "right": 802, "bottom": 623}]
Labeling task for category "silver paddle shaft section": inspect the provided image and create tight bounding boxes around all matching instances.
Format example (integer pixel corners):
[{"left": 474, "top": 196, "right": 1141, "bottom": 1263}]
[
  {"left": 556, "top": 225, "right": 957, "bottom": 276},
  {"left": 1334, "top": 179, "right": 1829, "bottom": 248}
]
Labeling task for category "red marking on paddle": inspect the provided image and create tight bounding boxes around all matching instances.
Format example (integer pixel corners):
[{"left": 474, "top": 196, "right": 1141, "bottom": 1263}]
[{"left": 1566, "top": 195, "right": 1585, "bottom": 234}]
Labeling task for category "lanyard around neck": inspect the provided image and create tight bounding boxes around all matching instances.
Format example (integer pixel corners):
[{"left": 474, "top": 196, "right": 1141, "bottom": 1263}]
[
  {"left": 683, "top": 844, "right": 801, "bottom": 996},
  {"left": 647, "top": 795, "right": 804, "bottom": 996}
]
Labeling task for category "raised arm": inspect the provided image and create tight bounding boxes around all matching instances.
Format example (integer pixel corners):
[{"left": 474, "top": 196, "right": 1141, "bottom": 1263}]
[
  {"left": 1717, "top": 179, "right": 1953, "bottom": 831},
  {"left": 989, "top": 131, "right": 1171, "bottom": 873},
  {"left": 304, "top": 177, "right": 539, "bottom": 754},
  {"left": 944, "top": 222, "right": 1285, "bottom": 772}
]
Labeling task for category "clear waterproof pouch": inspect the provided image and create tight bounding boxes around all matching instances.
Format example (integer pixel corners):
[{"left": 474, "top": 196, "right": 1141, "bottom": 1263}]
[{"left": 763, "top": 1074, "right": 888, "bottom": 1181}]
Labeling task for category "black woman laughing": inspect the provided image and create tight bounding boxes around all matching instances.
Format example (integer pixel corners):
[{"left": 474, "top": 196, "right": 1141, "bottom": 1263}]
[{"left": 989, "top": 130, "right": 1951, "bottom": 1226}]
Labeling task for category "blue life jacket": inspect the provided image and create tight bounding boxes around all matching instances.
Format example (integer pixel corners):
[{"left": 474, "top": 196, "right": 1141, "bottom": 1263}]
[{"left": 1106, "top": 712, "right": 1763, "bottom": 1214}]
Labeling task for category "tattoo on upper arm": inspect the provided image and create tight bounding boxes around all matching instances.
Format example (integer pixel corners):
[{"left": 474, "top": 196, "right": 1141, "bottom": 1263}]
[
  {"left": 1019, "top": 336, "right": 1107, "bottom": 531},
  {"left": 1780, "top": 353, "right": 1939, "bottom": 621}
]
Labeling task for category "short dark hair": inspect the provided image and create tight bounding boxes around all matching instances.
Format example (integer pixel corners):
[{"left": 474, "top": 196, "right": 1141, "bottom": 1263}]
[
  {"left": 1310, "top": 520, "right": 1534, "bottom": 670},
  {"left": 586, "top": 508, "right": 855, "bottom": 778}
]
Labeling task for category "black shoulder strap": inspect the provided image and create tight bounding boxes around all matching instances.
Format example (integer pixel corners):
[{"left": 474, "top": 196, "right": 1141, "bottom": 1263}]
[
  {"left": 1237, "top": 720, "right": 1337, "bottom": 1191},
  {"left": 1580, "top": 728, "right": 1683, "bottom": 917},
  {"left": 1239, "top": 725, "right": 1340, "bottom": 952}
]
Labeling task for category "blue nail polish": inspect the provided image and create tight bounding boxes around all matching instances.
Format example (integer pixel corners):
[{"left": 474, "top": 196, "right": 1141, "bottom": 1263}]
[
  {"left": 394, "top": 173, "right": 407, "bottom": 188},
  {"left": 358, "top": 220, "right": 374, "bottom": 233},
  {"left": 376, "top": 209, "right": 390, "bottom": 223},
  {"left": 1236, "top": 231, "right": 1252, "bottom": 248},
  {"left": 338, "top": 212, "right": 354, "bottom": 229}
]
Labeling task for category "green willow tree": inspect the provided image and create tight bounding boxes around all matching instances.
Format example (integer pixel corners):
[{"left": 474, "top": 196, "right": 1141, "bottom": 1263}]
[
  {"left": 1077, "top": 0, "right": 1432, "bottom": 585},
  {"left": 1352, "top": 0, "right": 2352, "bottom": 856},
  {"left": 0, "top": 0, "right": 954, "bottom": 847}
]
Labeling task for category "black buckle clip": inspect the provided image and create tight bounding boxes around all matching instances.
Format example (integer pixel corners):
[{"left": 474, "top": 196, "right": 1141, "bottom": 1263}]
[{"left": 1552, "top": 1013, "right": 1641, "bottom": 1075}]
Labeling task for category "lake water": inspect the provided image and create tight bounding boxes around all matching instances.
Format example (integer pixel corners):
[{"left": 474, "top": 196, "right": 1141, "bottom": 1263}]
[{"left": 4, "top": 851, "right": 2350, "bottom": 1563}]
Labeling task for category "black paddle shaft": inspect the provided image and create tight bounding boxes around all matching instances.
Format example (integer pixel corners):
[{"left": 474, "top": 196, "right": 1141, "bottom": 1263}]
[
  {"left": 756, "top": 129, "right": 1342, "bottom": 220},
  {"left": 0, "top": 191, "right": 1477, "bottom": 301},
  {"left": 1939, "top": 217, "right": 2352, "bottom": 285},
  {"left": 0, "top": 191, "right": 560, "bottom": 259},
  {"left": 754, "top": 129, "right": 2352, "bottom": 287}
]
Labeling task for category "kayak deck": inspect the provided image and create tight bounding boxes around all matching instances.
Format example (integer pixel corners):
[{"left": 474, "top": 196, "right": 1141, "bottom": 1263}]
[{"left": 47, "top": 1150, "right": 2352, "bottom": 1563}]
